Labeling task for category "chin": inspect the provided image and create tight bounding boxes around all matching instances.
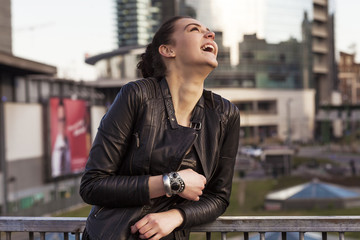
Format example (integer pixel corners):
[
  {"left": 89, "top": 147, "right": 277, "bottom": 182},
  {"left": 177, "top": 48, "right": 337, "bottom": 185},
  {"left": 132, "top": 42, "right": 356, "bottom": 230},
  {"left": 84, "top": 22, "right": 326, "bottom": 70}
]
[{"left": 208, "top": 60, "right": 218, "bottom": 69}]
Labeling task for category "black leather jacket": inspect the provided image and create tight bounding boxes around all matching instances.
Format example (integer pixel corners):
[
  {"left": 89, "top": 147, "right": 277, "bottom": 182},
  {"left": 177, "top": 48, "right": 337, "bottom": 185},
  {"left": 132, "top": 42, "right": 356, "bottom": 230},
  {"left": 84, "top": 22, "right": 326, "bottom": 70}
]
[{"left": 80, "top": 77, "right": 240, "bottom": 240}]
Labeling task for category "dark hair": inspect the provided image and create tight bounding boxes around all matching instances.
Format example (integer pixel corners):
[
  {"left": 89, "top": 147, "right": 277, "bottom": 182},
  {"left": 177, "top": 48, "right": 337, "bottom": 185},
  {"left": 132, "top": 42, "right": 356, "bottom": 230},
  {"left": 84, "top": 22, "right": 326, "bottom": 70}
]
[{"left": 137, "top": 16, "right": 192, "bottom": 78}]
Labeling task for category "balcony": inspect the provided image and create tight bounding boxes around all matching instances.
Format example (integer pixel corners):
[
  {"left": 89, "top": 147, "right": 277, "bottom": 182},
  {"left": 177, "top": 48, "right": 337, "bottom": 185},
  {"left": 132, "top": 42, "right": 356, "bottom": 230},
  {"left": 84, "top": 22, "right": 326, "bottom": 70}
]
[
  {"left": 313, "top": 10, "right": 328, "bottom": 22},
  {"left": 1, "top": 216, "right": 360, "bottom": 240},
  {"left": 313, "top": 64, "right": 328, "bottom": 74},
  {"left": 312, "top": 26, "right": 328, "bottom": 38},
  {"left": 312, "top": 42, "right": 328, "bottom": 54}
]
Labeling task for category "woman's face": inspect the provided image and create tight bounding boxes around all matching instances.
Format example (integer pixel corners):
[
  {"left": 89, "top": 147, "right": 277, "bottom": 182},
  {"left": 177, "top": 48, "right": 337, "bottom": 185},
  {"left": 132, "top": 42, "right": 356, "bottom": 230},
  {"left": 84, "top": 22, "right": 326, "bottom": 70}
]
[{"left": 169, "top": 18, "right": 218, "bottom": 69}]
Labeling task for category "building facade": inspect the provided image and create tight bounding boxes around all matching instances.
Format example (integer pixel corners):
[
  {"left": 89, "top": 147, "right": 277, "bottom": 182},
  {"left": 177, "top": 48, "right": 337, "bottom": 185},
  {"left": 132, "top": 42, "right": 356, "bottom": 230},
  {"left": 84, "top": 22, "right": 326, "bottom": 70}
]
[
  {"left": 0, "top": 73, "right": 107, "bottom": 216},
  {"left": 0, "top": 0, "right": 12, "bottom": 54},
  {"left": 312, "top": 0, "right": 337, "bottom": 106},
  {"left": 210, "top": 88, "right": 316, "bottom": 144},
  {"left": 115, "top": 0, "right": 192, "bottom": 48},
  {"left": 236, "top": 34, "right": 304, "bottom": 89},
  {"left": 116, "top": 0, "right": 156, "bottom": 47},
  {"left": 338, "top": 52, "right": 360, "bottom": 104}
]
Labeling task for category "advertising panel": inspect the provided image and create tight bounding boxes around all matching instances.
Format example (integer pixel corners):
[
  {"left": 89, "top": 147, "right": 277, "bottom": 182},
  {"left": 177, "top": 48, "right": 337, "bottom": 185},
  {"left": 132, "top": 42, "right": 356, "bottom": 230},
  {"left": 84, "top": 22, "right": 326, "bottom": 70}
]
[{"left": 50, "top": 98, "right": 91, "bottom": 178}]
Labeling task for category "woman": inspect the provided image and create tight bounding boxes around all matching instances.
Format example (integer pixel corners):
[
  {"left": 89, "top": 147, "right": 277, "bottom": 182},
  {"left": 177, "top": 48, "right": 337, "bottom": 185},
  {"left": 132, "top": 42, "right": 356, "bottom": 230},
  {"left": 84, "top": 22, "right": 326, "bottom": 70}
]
[{"left": 80, "top": 16, "right": 240, "bottom": 240}]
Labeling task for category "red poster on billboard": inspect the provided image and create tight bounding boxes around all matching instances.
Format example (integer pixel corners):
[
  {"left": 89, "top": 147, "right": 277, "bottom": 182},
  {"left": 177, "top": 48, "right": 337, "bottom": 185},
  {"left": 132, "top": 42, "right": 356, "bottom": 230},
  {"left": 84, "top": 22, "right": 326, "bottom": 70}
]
[{"left": 50, "top": 98, "right": 91, "bottom": 178}]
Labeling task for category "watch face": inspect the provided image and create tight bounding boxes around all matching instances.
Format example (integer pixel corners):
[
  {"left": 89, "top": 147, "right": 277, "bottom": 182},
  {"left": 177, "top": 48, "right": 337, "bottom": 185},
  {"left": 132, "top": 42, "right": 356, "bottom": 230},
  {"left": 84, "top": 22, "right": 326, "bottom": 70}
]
[{"left": 171, "top": 182, "right": 180, "bottom": 191}]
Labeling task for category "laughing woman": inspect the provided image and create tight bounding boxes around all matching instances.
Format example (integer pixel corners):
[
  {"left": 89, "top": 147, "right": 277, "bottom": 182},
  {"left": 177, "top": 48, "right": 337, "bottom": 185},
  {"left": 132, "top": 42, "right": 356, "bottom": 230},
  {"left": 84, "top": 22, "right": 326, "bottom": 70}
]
[{"left": 80, "top": 16, "right": 240, "bottom": 240}]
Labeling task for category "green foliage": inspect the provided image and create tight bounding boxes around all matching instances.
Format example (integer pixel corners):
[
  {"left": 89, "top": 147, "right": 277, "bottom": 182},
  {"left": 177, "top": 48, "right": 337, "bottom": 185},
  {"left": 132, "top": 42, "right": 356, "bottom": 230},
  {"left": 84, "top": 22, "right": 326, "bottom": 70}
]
[{"left": 53, "top": 205, "right": 91, "bottom": 217}]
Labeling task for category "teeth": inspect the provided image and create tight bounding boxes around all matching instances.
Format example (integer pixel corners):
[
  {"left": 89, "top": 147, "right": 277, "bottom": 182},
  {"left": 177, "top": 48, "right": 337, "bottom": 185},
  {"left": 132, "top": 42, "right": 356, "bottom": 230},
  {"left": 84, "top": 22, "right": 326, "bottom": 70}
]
[{"left": 201, "top": 44, "right": 214, "bottom": 51}]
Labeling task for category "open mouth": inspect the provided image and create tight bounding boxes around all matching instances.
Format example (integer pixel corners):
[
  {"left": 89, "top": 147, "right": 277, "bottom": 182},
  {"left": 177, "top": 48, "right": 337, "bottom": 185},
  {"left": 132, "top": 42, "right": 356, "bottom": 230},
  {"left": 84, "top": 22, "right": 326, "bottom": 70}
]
[{"left": 201, "top": 44, "right": 215, "bottom": 54}]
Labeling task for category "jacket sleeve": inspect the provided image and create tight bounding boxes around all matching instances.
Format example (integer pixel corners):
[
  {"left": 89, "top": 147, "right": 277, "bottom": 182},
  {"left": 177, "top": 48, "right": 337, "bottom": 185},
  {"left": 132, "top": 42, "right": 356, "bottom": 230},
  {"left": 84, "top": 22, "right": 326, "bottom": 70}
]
[
  {"left": 79, "top": 82, "right": 151, "bottom": 208},
  {"left": 174, "top": 102, "right": 240, "bottom": 229}
]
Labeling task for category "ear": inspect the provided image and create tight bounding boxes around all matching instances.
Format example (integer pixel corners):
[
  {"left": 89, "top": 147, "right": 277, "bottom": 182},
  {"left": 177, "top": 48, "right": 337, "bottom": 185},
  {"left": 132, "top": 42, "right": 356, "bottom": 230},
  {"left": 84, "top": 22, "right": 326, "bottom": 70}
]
[{"left": 159, "top": 45, "right": 176, "bottom": 58}]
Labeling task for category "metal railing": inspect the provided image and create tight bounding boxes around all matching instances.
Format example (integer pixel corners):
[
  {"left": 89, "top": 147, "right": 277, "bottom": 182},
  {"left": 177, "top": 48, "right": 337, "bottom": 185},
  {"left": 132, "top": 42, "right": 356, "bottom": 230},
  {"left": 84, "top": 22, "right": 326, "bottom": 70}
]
[{"left": 1, "top": 216, "right": 360, "bottom": 240}]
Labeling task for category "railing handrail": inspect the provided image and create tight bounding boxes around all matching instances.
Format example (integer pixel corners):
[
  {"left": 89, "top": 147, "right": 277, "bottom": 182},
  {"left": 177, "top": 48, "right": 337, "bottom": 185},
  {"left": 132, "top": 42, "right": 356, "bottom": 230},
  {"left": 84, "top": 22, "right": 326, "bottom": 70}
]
[
  {"left": 191, "top": 216, "right": 360, "bottom": 232},
  {"left": 1, "top": 216, "right": 360, "bottom": 233}
]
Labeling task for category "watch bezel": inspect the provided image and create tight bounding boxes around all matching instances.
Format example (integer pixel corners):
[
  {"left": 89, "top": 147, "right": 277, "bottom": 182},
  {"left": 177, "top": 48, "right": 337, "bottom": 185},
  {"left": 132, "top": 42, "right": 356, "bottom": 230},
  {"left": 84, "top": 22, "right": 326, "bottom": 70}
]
[{"left": 168, "top": 172, "right": 185, "bottom": 195}]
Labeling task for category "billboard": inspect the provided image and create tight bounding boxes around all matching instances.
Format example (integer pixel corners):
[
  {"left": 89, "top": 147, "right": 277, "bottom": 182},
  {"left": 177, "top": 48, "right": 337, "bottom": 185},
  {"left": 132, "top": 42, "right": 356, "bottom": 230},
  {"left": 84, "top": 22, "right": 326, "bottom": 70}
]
[{"left": 49, "top": 98, "right": 91, "bottom": 178}]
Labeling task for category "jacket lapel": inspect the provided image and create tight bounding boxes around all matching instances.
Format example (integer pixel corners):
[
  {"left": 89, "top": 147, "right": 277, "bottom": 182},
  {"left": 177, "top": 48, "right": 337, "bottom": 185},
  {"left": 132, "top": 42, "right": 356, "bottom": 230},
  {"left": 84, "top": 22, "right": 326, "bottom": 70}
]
[{"left": 193, "top": 91, "right": 221, "bottom": 180}]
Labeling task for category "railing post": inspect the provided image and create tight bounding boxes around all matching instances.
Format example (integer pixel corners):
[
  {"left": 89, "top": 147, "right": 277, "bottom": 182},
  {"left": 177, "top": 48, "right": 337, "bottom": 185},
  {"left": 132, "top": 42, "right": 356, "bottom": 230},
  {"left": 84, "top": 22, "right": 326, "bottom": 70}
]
[
  {"left": 5, "top": 232, "right": 11, "bottom": 240},
  {"left": 259, "top": 232, "right": 265, "bottom": 240},
  {"left": 221, "top": 232, "right": 227, "bottom": 240},
  {"left": 299, "top": 232, "right": 305, "bottom": 240},
  {"left": 322, "top": 232, "right": 327, "bottom": 240},
  {"left": 0, "top": 100, "right": 9, "bottom": 215},
  {"left": 244, "top": 232, "right": 249, "bottom": 240},
  {"left": 64, "top": 232, "right": 69, "bottom": 240},
  {"left": 40, "top": 232, "right": 45, "bottom": 240},
  {"left": 206, "top": 232, "right": 211, "bottom": 240},
  {"left": 282, "top": 232, "right": 287, "bottom": 240},
  {"left": 339, "top": 232, "right": 345, "bottom": 240},
  {"left": 29, "top": 232, "right": 34, "bottom": 240},
  {"left": 75, "top": 232, "right": 81, "bottom": 240}
]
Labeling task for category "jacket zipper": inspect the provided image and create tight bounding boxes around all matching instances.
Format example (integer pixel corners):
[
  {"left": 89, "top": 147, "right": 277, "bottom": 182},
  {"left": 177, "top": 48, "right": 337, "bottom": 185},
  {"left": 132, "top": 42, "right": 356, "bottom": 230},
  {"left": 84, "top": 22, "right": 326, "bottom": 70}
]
[{"left": 94, "top": 206, "right": 104, "bottom": 218}]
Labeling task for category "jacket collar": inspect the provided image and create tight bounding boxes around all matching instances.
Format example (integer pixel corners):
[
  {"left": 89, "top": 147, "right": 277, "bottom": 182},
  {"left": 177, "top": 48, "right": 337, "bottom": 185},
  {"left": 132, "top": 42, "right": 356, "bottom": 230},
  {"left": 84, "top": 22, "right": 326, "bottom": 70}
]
[{"left": 159, "top": 77, "right": 204, "bottom": 130}]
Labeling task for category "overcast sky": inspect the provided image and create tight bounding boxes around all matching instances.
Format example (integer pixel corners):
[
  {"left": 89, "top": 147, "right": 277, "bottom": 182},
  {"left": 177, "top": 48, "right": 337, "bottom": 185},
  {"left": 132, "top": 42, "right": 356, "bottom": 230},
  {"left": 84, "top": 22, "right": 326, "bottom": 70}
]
[{"left": 11, "top": 0, "right": 360, "bottom": 81}]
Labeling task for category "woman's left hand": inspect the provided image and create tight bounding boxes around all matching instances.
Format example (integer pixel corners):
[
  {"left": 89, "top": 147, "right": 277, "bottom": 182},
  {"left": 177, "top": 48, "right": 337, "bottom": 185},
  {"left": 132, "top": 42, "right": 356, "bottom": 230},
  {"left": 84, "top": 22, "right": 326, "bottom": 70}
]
[{"left": 130, "top": 209, "right": 184, "bottom": 240}]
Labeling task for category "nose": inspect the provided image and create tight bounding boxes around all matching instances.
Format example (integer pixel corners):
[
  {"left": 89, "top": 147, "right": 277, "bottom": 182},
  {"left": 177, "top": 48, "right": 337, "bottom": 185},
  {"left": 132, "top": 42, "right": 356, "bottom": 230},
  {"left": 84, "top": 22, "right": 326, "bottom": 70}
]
[{"left": 205, "top": 31, "right": 215, "bottom": 40}]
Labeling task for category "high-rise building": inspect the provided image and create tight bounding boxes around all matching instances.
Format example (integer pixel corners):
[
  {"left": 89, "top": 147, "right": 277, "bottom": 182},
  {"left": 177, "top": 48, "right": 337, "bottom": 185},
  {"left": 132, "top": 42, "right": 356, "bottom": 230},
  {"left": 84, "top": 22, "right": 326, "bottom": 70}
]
[
  {"left": 115, "top": 0, "right": 193, "bottom": 48},
  {"left": 116, "top": 0, "right": 155, "bottom": 47},
  {"left": 312, "top": 0, "right": 337, "bottom": 106},
  {"left": 0, "top": 0, "right": 12, "bottom": 54}
]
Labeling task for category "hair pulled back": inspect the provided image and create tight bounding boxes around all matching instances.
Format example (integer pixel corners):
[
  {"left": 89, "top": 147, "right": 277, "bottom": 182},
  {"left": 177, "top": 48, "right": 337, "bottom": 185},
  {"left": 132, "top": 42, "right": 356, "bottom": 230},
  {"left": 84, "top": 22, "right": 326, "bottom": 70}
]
[{"left": 137, "top": 16, "right": 191, "bottom": 78}]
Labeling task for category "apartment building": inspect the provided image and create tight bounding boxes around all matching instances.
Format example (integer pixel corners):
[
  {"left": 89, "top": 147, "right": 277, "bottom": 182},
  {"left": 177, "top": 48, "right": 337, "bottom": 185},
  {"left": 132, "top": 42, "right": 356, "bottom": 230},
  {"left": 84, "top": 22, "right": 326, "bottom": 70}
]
[
  {"left": 210, "top": 88, "right": 316, "bottom": 144},
  {"left": 338, "top": 52, "right": 360, "bottom": 104}
]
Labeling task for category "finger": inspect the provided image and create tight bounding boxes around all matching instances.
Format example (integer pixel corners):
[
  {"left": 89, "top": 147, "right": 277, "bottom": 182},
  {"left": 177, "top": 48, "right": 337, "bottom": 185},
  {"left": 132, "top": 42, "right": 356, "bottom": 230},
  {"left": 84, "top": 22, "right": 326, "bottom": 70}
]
[
  {"left": 131, "top": 217, "right": 148, "bottom": 234},
  {"left": 202, "top": 176, "right": 207, "bottom": 184},
  {"left": 149, "top": 233, "right": 162, "bottom": 240},
  {"left": 138, "top": 223, "right": 153, "bottom": 235},
  {"left": 140, "top": 227, "right": 159, "bottom": 239}
]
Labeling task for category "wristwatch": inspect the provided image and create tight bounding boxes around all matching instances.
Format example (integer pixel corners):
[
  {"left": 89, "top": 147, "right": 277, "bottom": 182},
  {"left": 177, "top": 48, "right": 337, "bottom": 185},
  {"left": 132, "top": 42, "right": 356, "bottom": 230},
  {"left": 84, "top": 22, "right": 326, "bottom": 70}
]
[{"left": 163, "top": 172, "right": 185, "bottom": 197}]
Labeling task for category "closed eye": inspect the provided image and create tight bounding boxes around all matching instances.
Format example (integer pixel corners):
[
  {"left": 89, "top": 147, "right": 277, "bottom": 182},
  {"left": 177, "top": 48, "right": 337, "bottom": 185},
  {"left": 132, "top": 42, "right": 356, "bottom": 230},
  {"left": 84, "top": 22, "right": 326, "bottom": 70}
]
[{"left": 190, "top": 27, "right": 200, "bottom": 32}]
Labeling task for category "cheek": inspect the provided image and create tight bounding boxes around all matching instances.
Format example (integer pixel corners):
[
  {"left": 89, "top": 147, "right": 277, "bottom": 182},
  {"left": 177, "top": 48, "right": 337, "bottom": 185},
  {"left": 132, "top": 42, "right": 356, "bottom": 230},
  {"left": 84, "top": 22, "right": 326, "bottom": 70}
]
[{"left": 177, "top": 41, "right": 199, "bottom": 55}]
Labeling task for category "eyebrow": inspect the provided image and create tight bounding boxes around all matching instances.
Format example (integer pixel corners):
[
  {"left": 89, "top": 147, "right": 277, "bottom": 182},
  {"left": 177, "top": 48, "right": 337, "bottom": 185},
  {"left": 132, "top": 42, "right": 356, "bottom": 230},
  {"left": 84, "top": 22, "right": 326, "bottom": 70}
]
[{"left": 184, "top": 23, "right": 210, "bottom": 32}]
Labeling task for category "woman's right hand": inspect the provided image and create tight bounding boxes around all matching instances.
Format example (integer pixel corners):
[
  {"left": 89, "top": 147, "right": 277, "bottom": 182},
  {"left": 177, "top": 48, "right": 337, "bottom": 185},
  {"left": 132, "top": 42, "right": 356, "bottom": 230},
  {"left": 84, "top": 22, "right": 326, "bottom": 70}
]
[{"left": 177, "top": 169, "right": 206, "bottom": 201}]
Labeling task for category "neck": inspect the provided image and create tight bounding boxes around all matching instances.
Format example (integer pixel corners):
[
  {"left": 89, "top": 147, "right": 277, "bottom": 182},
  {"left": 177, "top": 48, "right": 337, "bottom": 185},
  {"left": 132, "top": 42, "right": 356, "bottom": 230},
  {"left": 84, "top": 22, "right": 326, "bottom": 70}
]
[{"left": 165, "top": 72, "right": 205, "bottom": 127}]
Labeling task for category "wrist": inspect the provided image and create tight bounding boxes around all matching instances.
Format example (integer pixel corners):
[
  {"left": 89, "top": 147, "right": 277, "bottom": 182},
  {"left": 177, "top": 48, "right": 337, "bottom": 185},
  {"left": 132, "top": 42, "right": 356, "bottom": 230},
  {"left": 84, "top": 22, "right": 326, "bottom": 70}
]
[
  {"left": 168, "top": 209, "right": 184, "bottom": 227},
  {"left": 162, "top": 173, "right": 172, "bottom": 197},
  {"left": 163, "top": 172, "right": 185, "bottom": 197}
]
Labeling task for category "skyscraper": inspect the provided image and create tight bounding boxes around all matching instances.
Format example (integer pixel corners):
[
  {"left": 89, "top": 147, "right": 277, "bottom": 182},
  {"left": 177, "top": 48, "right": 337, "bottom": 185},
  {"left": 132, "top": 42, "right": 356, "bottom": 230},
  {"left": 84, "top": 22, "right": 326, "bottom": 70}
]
[
  {"left": 116, "top": 0, "right": 155, "bottom": 47},
  {"left": 312, "top": 0, "right": 337, "bottom": 106},
  {"left": 115, "top": 0, "right": 190, "bottom": 48}
]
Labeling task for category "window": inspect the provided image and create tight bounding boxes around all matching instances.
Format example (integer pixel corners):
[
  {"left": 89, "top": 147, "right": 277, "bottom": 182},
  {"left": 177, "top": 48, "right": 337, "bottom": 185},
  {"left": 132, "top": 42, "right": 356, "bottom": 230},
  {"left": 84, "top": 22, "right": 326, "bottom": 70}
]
[
  {"left": 258, "top": 100, "right": 277, "bottom": 114},
  {"left": 235, "top": 101, "right": 253, "bottom": 112},
  {"left": 242, "top": 51, "right": 254, "bottom": 59}
]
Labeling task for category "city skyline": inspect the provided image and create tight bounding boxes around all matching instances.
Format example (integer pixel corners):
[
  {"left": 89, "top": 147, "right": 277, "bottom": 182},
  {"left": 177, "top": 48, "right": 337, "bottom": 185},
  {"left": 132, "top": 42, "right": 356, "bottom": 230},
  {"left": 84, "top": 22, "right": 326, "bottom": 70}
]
[{"left": 11, "top": 0, "right": 360, "bottom": 81}]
